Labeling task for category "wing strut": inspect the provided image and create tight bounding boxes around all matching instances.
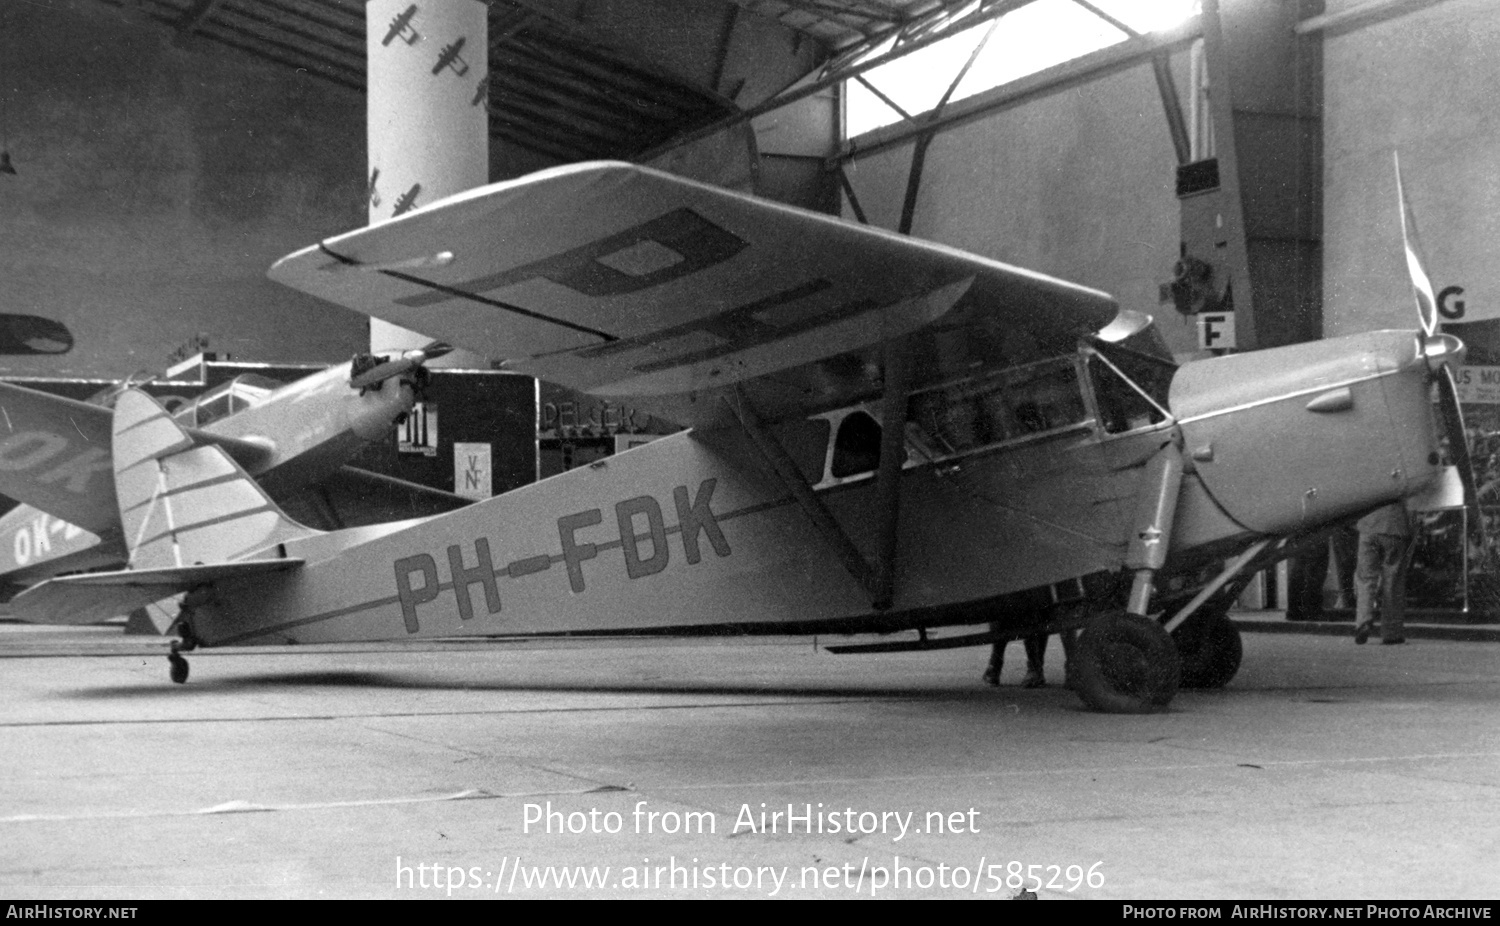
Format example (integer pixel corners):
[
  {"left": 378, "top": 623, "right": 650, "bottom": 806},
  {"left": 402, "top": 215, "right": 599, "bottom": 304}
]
[{"left": 726, "top": 388, "right": 882, "bottom": 607}]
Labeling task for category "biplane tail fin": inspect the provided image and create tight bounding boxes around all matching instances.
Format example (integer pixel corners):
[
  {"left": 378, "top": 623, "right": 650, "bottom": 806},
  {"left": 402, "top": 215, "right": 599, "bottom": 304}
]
[{"left": 112, "top": 388, "right": 318, "bottom": 570}]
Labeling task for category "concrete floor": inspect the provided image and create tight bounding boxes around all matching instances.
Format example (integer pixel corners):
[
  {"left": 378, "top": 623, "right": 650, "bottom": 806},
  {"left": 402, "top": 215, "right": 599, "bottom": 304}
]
[{"left": 0, "top": 622, "right": 1496, "bottom": 899}]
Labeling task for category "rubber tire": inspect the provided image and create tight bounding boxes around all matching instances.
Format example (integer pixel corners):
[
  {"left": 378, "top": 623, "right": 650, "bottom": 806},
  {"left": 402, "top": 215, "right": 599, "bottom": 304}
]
[
  {"left": 1071, "top": 612, "right": 1180, "bottom": 713},
  {"left": 1173, "top": 612, "right": 1243, "bottom": 689},
  {"left": 169, "top": 654, "right": 189, "bottom": 685}
]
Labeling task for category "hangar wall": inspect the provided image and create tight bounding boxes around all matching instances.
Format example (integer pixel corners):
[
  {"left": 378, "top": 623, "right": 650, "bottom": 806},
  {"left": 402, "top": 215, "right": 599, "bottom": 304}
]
[
  {"left": 1322, "top": 0, "right": 1500, "bottom": 338},
  {"left": 0, "top": 4, "right": 553, "bottom": 381},
  {"left": 840, "top": 59, "right": 1196, "bottom": 357},
  {"left": 0, "top": 5, "right": 367, "bottom": 378}
]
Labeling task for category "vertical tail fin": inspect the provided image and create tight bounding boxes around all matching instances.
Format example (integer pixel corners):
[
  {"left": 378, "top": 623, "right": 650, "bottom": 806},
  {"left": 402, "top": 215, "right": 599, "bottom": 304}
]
[{"left": 113, "top": 388, "right": 316, "bottom": 568}]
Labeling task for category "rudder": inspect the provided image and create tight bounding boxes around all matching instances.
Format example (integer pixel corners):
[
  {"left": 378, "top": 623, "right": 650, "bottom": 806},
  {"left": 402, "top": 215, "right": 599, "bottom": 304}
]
[{"left": 113, "top": 389, "right": 316, "bottom": 568}]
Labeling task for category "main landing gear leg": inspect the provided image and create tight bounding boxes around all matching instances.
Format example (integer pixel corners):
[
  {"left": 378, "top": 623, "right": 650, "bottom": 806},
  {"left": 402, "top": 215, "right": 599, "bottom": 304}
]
[{"left": 1072, "top": 442, "right": 1185, "bottom": 714}]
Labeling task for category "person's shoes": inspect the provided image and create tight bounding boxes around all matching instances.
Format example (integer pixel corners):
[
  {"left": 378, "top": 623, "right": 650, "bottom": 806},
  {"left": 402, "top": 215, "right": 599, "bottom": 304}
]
[
  {"left": 1022, "top": 669, "right": 1046, "bottom": 689},
  {"left": 982, "top": 666, "right": 1000, "bottom": 686},
  {"left": 1354, "top": 623, "right": 1371, "bottom": 645},
  {"left": 1381, "top": 638, "right": 1407, "bottom": 645}
]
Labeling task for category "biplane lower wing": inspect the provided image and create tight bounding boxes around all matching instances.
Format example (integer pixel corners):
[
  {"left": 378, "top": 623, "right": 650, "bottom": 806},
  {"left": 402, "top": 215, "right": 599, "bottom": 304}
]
[
  {"left": 269, "top": 161, "right": 1120, "bottom": 428},
  {"left": 11, "top": 559, "right": 306, "bottom": 625}
]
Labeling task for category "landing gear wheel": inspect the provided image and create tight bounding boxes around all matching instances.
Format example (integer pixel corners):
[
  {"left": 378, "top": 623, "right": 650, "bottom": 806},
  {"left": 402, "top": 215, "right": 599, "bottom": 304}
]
[
  {"left": 1072, "top": 611, "right": 1180, "bottom": 713},
  {"left": 1172, "top": 610, "right": 1242, "bottom": 689},
  {"left": 168, "top": 652, "right": 189, "bottom": 684},
  {"left": 168, "top": 637, "right": 191, "bottom": 685}
]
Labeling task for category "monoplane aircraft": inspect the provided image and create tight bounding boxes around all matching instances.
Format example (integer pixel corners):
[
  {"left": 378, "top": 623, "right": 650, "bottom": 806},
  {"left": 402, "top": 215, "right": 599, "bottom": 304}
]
[
  {"left": 13, "top": 161, "right": 1473, "bottom": 712},
  {"left": 0, "top": 343, "right": 464, "bottom": 608}
]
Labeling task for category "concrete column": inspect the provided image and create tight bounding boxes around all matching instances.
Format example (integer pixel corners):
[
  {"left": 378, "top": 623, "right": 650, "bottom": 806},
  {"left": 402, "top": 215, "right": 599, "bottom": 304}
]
[{"left": 366, "top": 0, "right": 488, "bottom": 357}]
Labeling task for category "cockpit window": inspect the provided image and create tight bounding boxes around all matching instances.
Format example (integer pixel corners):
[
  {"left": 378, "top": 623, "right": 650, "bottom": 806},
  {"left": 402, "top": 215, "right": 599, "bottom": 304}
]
[
  {"left": 1088, "top": 346, "right": 1175, "bottom": 434},
  {"left": 169, "top": 373, "right": 284, "bottom": 428},
  {"left": 908, "top": 356, "right": 1088, "bottom": 457}
]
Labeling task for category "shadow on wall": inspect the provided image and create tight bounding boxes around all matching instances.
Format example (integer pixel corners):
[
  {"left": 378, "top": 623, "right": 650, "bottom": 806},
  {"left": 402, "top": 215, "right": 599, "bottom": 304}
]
[{"left": 0, "top": 315, "right": 72, "bottom": 355}]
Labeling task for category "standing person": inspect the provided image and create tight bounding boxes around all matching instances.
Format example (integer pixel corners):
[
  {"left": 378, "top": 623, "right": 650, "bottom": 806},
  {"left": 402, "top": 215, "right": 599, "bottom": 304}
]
[
  {"left": 1286, "top": 538, "right": 1332, "bottom": 621},
  {"left": 983, "top": 628, "right": 1075, "bottom": 687},
  {"left": 1329, "top": 524, "right": 1360, "bottom": 610},
  {"left": 1354, "top": 501, "right": 1414, "bottom": 645}
]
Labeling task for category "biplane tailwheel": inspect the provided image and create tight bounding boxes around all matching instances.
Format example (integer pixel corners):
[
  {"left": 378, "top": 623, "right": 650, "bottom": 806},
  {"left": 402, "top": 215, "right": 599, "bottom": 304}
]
[
  {"left": 1172, "top": 609, "right": 1242, "bottom": 689},
  {"left": 1071, "top": 611, "right": 1179, "bottom": 713}
]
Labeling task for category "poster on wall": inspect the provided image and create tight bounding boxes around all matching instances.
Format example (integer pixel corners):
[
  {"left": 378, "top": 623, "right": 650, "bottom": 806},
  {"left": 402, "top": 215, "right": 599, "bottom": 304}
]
[
  {"left": 1442, "top": 321, "right": 1500, "bottom": 614},
  {"left": 1452, "top": 366, "right": 1500, "bottom": 405},
  {"left": 399, "top": 402, "right": 438, "bottom": 456},
  {"left": 453, "top": 442, "right": 492, "bottom": 500}
]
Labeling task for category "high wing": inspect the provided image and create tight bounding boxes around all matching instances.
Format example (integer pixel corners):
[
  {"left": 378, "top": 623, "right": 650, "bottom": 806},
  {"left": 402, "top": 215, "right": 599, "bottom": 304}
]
[{"left": 270, "top": 161, "right": 1119, "bottom": 428}]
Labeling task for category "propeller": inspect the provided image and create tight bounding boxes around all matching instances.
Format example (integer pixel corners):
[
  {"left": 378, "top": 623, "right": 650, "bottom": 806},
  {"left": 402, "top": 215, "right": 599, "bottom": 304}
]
[
  {"left": 348, "top": 341, "right": 453, "bottom": 392},
  {"left": 1396, "top": 152, "right": 1483, "bottom": 536}
]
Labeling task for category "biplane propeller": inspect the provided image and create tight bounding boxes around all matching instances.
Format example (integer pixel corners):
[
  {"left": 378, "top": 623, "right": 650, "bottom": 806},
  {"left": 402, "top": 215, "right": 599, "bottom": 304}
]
[
  {"left": 349, "top": 340, "right": 452, "bottom": 393},
  {"left": 10, "top": 161, "right": 1475, "bottom": 713}
]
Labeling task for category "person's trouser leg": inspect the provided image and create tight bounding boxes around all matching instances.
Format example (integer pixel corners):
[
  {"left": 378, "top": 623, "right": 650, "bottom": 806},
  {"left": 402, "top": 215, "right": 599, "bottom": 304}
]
[
  {"left": 1022, "top": 635, "right": 1046, "bottom": 687},
  {"left": 1380, "top": 536, "right": 1414, "bottom": 642},
  {"left": 1354, "top": 533, "right": 1382, "bottom": 642},
  {"left": 1331, "top": 527, "right": 1360, "bottom": 609},
  {"left": 984, "top": 624, "right": 1004, "bottom": 685}
]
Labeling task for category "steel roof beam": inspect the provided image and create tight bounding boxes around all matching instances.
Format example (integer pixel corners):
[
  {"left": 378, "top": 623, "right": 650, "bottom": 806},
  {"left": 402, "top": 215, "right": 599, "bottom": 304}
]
[
  {"left": 506, "top": 31, "right": 725, "bottom": 111},
  {"left": 837, "top": 16, "right": 1201, "bottom": 162},
  {"left": 174, "top": 0, "right": 225, "bottom": 36},
  {"left": 640, "top": 0, "right": 1026, "bottom": 161},
  {"left": 214, "top": 2, "right": 362, "bottom": 62},
  {"left": 488, "top": 69, "right": 686, "bottom": 132},
  {"left": 487, "top": 84, "right": 652, "bottom": 147}
]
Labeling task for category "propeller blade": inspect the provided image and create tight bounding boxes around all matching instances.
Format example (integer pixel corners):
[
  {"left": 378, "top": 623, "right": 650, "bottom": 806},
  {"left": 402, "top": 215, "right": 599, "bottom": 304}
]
[
  {"left": 348, "top": 342, "right": 452, "bottom": 390},
  {"left": 1395, "top": 151, "right": 1439, "bottom": 337},
  {"left": 1435, "top": 366, "right": 1483, "bottom": 538}
]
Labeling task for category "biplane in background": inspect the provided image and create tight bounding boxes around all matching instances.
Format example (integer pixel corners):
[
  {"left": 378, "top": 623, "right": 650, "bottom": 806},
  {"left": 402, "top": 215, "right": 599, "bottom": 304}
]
[
  {"left": 12, "top": 161, "right": 1474, "bottom": 712},
  {"left": 0, "top": 343, "right": 466, "bottom": 616}
]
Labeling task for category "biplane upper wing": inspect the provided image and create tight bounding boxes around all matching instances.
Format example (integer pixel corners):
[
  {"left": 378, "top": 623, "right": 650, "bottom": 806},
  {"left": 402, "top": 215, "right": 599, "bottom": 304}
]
[{"left": 270, "top": 162, "right": 1119, "bottom": 427}]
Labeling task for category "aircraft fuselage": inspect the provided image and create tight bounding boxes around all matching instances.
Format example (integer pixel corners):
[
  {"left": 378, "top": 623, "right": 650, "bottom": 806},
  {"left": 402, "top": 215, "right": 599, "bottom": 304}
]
[{"left": 184, "top": 329, "right": 1447, "bottom": 648}]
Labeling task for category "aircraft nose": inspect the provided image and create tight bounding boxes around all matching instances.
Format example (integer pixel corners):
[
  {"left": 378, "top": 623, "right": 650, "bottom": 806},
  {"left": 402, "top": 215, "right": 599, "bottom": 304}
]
[
  {"left": 348, "top": 378, "right": 417, "bottom": 441},
  {"left": 1422, "top": 332, "right": 1466, "bottom": 372}
]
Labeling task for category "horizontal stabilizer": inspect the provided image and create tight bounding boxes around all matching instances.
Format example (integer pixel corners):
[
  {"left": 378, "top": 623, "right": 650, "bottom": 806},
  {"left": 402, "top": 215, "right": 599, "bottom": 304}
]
[{"left": 10, "top": 559, "right": 305, "bottom": 625}]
